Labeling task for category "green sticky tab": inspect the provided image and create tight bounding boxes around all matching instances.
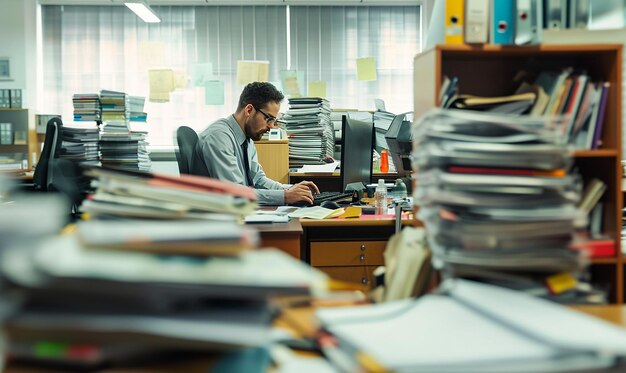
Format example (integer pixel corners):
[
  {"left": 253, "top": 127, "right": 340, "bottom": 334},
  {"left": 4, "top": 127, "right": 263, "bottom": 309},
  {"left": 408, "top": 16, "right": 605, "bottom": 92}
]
[{"left": 35, "top": 341, "right": 68, "bottom": 357}]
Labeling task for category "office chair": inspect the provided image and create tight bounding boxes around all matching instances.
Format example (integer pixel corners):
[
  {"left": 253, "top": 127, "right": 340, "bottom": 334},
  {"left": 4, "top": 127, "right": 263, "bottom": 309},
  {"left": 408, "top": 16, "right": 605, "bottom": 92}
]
[
  {"left": 33, "top": 117, "right": 63, "bottom": 191},
  {"left": 175, "top": 126, "right": 210, "bottom": 177}
]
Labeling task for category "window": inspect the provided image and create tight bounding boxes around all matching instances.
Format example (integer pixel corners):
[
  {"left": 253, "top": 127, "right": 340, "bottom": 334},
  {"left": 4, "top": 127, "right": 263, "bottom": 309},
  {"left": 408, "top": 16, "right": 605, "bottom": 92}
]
[{"left": 41, "top": 4, "right": 421, "bottom": 146}]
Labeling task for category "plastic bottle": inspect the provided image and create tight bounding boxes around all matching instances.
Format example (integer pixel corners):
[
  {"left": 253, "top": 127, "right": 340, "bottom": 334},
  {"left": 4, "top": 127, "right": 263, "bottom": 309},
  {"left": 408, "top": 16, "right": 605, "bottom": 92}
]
[
  {"left": 375, "top": 179, "right": 387, "bottom": 215},
  {"left": 380, "top": 149, "right": 389, "bottom": 173}
]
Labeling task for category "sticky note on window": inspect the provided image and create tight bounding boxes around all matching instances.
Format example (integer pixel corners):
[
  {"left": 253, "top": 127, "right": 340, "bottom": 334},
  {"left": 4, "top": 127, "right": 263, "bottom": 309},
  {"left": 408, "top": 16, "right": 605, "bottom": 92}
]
[
  {"left": 173, "top": 70, "right": 187, "bottom": 89},
  {"left": 308, "top": 81, "right": 327, "bottom": 98},
  {"left": 148, "top": 69, "right": 174, "bottom": 102},
  {"left": 139, "top": 41, "right": 166, "bottom": 69},
  {"left": 204, "top": 80, "right": 224, "bottom": 105},
  {"left": 237, "top": 60, "right": 270, "bottom": 85},
  {"left": 280, "top": 70, "right": 304, "bottom": 98},
  {"left": 190, "top": 63, "right": 214, "bottom": 87},
  {"left": 357, "top": 57, "right": 377, "bottom": 81}
]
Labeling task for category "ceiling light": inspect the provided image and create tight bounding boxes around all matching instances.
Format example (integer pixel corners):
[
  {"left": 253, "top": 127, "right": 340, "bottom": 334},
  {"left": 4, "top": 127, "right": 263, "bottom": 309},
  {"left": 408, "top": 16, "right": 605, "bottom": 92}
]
[{"left": 124, "top": 1, "right": 161, "bottom": 23}]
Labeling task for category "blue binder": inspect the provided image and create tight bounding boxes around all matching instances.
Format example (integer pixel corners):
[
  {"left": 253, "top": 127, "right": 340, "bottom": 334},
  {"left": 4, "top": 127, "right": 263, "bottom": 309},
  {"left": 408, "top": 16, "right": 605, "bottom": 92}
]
[{"left": 491, "top": 1, "right": 516, "bottom": 45}]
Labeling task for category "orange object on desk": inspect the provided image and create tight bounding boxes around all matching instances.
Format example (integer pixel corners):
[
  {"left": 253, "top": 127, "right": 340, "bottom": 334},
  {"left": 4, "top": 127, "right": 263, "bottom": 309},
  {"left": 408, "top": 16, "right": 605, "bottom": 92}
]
[{"left": 380, "top": 149, "right": 389, "bottom": 173}]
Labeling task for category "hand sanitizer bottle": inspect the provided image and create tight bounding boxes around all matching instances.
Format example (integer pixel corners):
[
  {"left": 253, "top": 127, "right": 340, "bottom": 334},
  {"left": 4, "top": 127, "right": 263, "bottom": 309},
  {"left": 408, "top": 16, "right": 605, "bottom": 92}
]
[{"left": 375, "top": 179, "right": 387, "bottom": 215}]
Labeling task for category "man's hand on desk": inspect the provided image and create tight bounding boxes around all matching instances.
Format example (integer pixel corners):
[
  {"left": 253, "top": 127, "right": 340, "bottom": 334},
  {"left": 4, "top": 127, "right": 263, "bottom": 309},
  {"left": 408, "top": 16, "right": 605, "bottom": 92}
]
[{"left": 285, "top": 181, "right": 320, "bottom": 205}]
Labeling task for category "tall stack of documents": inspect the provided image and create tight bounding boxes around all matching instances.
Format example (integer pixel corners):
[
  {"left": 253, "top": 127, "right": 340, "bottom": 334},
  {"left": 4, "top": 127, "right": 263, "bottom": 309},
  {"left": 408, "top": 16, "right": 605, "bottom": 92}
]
[
  {"left": 0, "top": 220, "right": 328, "bottom": 369},
  {"left": 58, "top": 123, "right": 101, "bottom": 192},
  {"left": 128, "top": 95, "right": 148, "bottom": 122},
  {"left": 412, "top": 109, "right": 603, "bottom": 303},
  {"left": 283, "top": 98, "right": 333, "bottom": 168},
  {"left": 72, "top": 93, "right": 101, "bottom": 122},
  {"left": 316, "top": 279, "right": 626, "bottom": 372},
  {"left": 80, "top": 166, "right": 258, "bottom": 220},
  {"left": 99, "top": 90, "right": 151, "bottom": 171}
]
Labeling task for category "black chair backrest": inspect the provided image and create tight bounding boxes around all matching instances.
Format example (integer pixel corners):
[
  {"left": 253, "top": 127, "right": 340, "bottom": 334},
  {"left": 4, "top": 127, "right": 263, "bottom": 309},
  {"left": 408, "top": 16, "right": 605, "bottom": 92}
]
[
  {"left": 33, "top": 118, "right": 63, "bottom": 191},
  {"left": 176, "top": 126, "right": 210, "bottom": 177}
]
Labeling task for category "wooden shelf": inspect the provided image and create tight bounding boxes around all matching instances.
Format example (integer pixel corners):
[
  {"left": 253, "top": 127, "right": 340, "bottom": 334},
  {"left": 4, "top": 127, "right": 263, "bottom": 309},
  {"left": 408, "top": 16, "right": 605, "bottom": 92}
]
[
  {"left": 591, "top": 257, "right": 620, "bottom": 264},
  {"left": 0, "top": 144, "right": 29, "bottom": 152},
  {"left": 415, "top": 43, "right": 624, "bottom": 303},
  {"left": 574, "top": 149, "right": 619, "bottom": 158}
]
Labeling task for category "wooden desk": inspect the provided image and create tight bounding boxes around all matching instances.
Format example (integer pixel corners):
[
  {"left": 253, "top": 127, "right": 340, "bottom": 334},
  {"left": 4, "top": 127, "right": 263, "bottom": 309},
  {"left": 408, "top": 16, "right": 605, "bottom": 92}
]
[
  {"left": 299, "top": 215, "right": 417, "bottom": 291},
  {"left": 253, "top": 218, "right": 303, "bottom": 260}
]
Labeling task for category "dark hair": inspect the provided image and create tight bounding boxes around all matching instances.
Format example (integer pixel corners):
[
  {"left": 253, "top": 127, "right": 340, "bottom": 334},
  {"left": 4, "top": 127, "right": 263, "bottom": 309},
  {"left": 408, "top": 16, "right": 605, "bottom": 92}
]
[{"left": 237, "top": 82, "right": 284, "bottom": 111}]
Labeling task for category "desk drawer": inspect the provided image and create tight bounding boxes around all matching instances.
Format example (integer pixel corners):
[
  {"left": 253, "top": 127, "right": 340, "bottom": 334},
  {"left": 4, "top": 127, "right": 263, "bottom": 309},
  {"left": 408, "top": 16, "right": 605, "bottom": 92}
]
[
  {"left": 317, "top": 266, "right": 379, "bottom": 290},
  {"left": 310, "top": 241, "right": 386, "bottom": 267}
]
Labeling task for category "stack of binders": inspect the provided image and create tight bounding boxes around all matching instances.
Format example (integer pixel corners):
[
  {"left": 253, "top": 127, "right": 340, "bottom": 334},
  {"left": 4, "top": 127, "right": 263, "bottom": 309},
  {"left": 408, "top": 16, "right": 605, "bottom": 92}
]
[
  {"left": 283, "top": 98, "right": 333, "bottom": 168},
  {"left": 412, "top": 109, "right": 604, "bottom": 304}
]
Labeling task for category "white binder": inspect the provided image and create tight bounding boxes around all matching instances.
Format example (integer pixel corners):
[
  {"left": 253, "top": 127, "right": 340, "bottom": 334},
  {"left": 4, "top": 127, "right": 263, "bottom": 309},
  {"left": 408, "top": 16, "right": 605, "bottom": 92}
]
[{"left": 464, "top": 0, "right": 490, "bottom": 44}]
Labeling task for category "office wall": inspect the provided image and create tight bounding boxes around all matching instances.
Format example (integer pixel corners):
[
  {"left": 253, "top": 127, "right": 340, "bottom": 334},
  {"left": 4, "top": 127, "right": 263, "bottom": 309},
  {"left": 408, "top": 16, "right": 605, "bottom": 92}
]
[{"left": 0, "top": 0, "right": 37, "bottom": 116}]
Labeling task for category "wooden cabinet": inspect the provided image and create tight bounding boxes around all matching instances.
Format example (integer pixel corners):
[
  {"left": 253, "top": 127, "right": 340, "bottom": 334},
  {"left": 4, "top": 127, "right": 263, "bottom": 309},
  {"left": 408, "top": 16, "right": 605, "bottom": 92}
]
[
  {"left": 254, "top": 140, "right": 289, "bottom": 183},
  {"left": 414, "top": 44, "right": 623, "bottom": 303},
  {"left": 302, "top": 220, "right": 402, "bottom": 291},
  {"left": 0, "top": 109, "right": 30, "bottom": 170}
]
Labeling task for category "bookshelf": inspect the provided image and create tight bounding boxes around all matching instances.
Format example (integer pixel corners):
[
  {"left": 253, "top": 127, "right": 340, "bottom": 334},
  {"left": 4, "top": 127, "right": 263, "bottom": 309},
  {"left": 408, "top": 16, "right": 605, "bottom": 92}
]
[
  {"left": 0, "top": 108, "right": 29, "bottom": 170},
  {"left": 414, "top": 44, "right": 623, "bottom": 303}
]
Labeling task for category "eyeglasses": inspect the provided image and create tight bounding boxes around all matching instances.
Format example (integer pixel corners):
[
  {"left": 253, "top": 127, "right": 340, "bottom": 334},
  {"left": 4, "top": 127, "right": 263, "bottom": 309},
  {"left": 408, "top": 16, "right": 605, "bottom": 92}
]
[{"left": 253, "top": 106, "right": 278, "bottom": 126}]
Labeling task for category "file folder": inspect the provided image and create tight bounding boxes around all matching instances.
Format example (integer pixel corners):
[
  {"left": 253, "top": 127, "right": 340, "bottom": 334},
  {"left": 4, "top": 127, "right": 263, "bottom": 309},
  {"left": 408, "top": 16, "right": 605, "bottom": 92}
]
[
  {"left": 515, "top": 0, "right": 543, "bottom": 45},
  {"left": 464, "top": 0, "right": 490, "bottom": 44},
  {"left": 544, "top": 0, "right": 567, "bottom": 29},
  {"left": 445, "top": 0, "right": 465, "bottom": 45},
  {"left": 491, "top": 0, "right": 515, "bottom": 44},
  {"left": 569, "top": 0, "right": 589, "bottom": 28}
]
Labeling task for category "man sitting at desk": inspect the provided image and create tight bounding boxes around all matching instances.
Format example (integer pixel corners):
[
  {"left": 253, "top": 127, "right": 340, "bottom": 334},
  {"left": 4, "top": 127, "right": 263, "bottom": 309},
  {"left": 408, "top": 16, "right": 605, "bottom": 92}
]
[{"left": 198, "top": 82, "right": 319, "bottom": 205}]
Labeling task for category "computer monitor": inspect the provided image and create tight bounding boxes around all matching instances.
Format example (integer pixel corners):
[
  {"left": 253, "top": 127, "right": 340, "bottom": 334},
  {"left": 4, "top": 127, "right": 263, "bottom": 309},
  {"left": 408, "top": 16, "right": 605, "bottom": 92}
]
[
  {"left": 385, "top": 112, "right": 413, "bottom": 177},
  {"left": 340, "top": 115, "right": 374, "bottom": 192}
]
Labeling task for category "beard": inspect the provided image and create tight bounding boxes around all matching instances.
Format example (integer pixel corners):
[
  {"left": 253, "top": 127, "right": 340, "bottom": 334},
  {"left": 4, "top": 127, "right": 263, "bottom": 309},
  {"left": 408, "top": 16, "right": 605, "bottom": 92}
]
[{"left": 245, "top": 118, "right": 268, "bottom": 141}]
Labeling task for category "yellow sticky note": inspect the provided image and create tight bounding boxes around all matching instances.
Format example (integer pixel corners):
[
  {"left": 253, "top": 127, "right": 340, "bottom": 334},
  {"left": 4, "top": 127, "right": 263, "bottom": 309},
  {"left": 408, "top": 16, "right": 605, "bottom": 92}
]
[
  {"left": 545, "top": 272, "right": 578, "bottom": 295},
  {"left": 280, "top": 70, "right": 304, "bottom": 98},
  {"left": 308, "top": 81, "right": 327, "bottom": 98},
  {"left": 357, "top": 57, "right": 377, "bottom": 81},
  {"left": 237, "top": 60, "right": 270, "bottom": 85},
  {"left": 139, "top": 41, "right": 166, "bottom": 68},
  {"left": 173, "top": 70, "right": 186, "bottom": 89},
  {"left": 148, "top": 69, "right": 174, "bottom": 103},
  {"left": 339, "top": 206, "right": 361, "bottom": 219}
]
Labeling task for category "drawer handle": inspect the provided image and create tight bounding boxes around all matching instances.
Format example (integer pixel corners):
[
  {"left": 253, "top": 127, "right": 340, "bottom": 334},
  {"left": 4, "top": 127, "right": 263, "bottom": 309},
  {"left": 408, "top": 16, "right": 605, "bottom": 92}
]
[
  {"left": 361, "top": 277, "right": 368, "bottom": 284},
  {"left": 359, "top": 255, "right": 365, "bottom": 261},
  {"left": 360, "top": 244, "right": 366, "bottom": 251}
]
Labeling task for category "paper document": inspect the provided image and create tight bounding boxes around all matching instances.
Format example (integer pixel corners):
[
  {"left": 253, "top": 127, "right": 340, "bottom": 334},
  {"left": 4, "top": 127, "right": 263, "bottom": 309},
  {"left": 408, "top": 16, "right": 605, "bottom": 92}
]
[
  {"left": 296, "top": 161, "right": 340, "bottom": 173},
  {"left": 245, "top": 214, "right": 290, "bottom": 224},
  {"left": 288, "top": 206, "right": 344, "bottom": 220}
]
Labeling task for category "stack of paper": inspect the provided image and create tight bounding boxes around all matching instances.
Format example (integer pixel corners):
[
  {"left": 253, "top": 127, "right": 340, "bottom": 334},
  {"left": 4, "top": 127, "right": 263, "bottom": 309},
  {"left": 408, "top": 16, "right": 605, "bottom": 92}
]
[
  {"left": 58, "top": 123, "right": 102, "bottom": 192},
  {"left": 413, "top": 109, "right": 603, "bottom": 303},
  {"left": 283, "top": 98, "right": 333, "bottom": 168},
  {"left": 72, "top": 93, "right": 101, "bottom": 122},
  {"left": 0, "top": 232, "right": 328, "bottom": 368},
  {"left": 80, "top": 166, "right": 258, "bottom": 219},
  {"left": 99, "top": 90, "right": 151, "bottom": 171},
  {"left": 128, "top": 95, "right": 147, "bottom": 122},
  {"left": 317, "top": 279, "right": 626, "bottom": 372}
]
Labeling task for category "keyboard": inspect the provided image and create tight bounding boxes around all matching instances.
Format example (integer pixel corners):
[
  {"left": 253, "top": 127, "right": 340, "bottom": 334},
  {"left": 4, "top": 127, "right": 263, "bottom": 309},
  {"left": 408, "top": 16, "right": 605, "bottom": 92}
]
[{"left": 313, "top": 191, "right": 353, "bottom": 205}]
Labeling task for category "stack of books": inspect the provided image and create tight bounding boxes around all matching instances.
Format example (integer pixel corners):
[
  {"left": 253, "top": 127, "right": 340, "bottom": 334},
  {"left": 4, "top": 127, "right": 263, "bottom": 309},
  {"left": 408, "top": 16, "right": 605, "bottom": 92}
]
[
  {"left": 72, "top": 93, "right": 101, "bottom": 122},
  {"left": 412, "top": 109, "right": 604, "bottom": 304},
  {"left": 99, "top": 90, "right": 151, "bottom": 171},
  {"left": 58, "top": 124, "right": 101, "bottom": 191},
  {"left": 441, "top": 68, "right": 610, "bottom": 150},
  {"left": 283, "top": 98, "right": 333, "bottom": 168}
]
